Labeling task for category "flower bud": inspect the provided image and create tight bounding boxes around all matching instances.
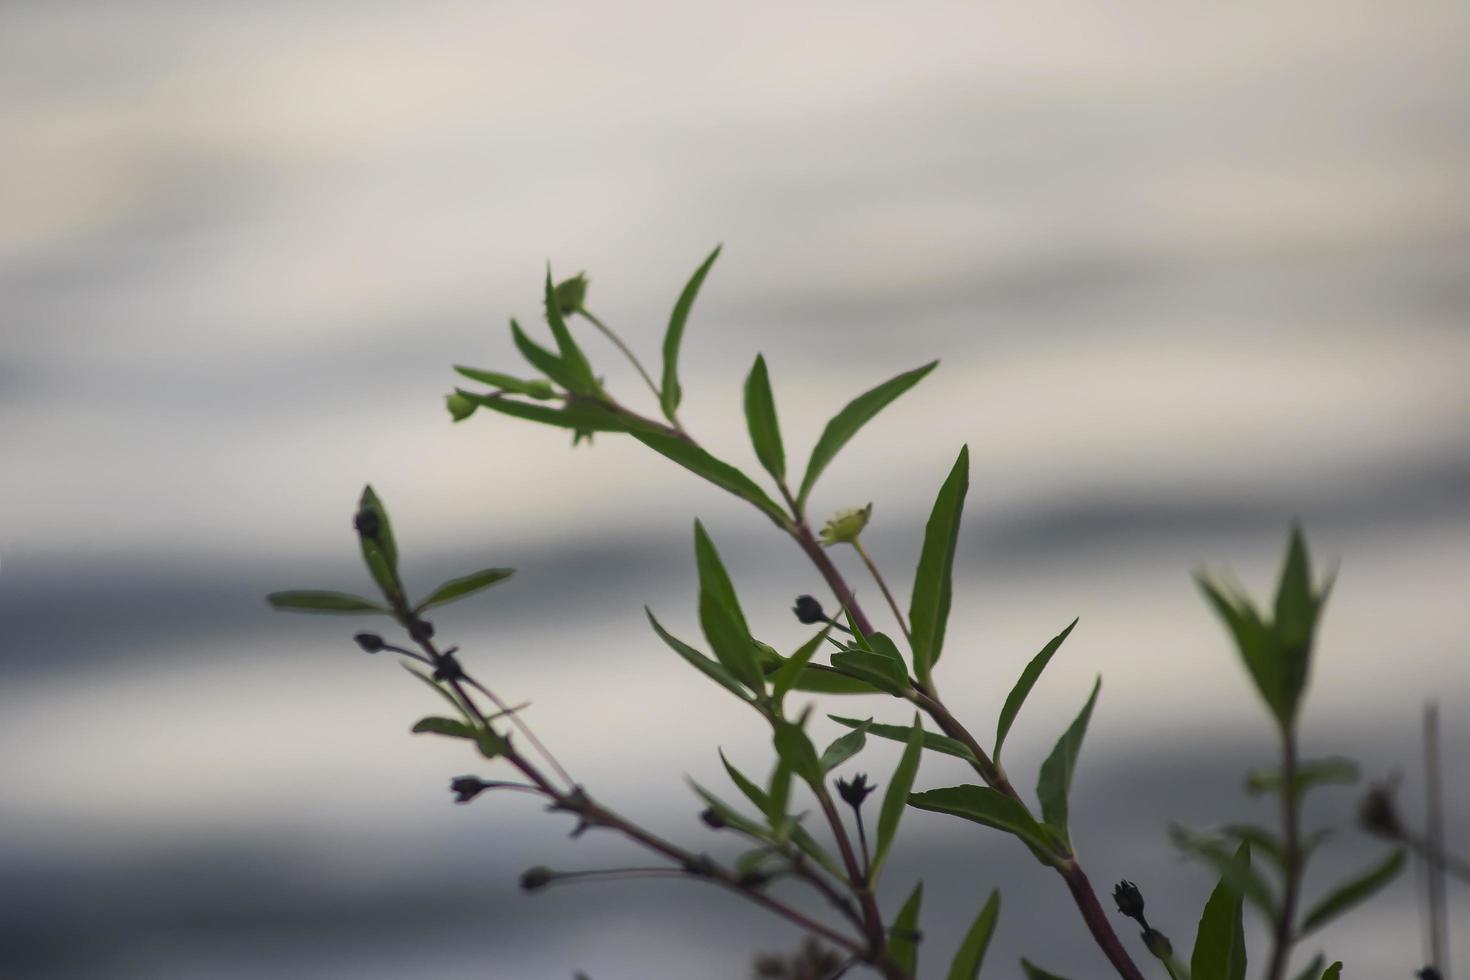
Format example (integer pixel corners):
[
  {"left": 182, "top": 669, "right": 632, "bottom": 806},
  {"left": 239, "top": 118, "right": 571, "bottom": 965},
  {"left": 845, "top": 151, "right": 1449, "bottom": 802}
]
[
  {"left": 1113, "top": 880, "right": 1146, "bottom": 920},
  {"left": 554, "top": 273, "right": 589, "bottom": 315},
  {"left": 818, "top": 504, "right": 872, "bottom": 546},
  {"left": 354, "top": 632, "right": 385, "bottom": 653},
  {"left": 408, "top": 619, "right": 435, "bottom": 643},
  {"left": 519, "top": 866, "right": 555, "bottom": 892},
  {"left": 450, "top": 776, "right": 488, "bottom": 803},
  {"left": 792, "top": 595, "right": 828, "bottom": 625},
  {"left": 700, "top": 808, "right": 727, "bottom": 829}
]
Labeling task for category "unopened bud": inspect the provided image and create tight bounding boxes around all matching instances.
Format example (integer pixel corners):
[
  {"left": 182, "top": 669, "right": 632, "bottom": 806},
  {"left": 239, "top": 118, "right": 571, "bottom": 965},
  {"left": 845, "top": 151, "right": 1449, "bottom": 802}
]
[
  {"left": 700, "top": 808, "right": 727, "bottom": 829},
  {"left": 354, "top": 632, "right": 385, "bottom": 653},
  {"left": 554, "top": 273, "right": 589, "bottom": 316},
  {"left": 519, "top": 866, "right": 555, "bottom": 892},
  {"left": 1113, "top": 880, "right": 1146, "bottom": 920},
  {"left": 792, "top": 595, "right": 827, "bottom": 625}
]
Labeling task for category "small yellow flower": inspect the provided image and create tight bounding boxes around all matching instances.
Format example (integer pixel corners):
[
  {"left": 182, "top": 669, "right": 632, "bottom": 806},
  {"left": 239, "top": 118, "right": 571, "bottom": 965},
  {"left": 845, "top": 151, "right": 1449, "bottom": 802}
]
[{"left": 819, "top": 503, "right": 872, "bottom": 546}]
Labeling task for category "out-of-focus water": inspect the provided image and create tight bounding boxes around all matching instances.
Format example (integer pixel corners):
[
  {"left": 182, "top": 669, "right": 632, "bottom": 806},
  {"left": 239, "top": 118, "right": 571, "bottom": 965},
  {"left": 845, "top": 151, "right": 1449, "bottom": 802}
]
[{"left": 3, "top": 2, "right": 1467, "bottom": 977}]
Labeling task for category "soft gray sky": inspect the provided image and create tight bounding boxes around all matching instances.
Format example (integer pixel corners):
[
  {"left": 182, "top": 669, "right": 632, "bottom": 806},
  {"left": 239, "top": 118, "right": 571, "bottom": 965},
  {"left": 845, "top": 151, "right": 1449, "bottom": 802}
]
[{"left": 3, "top": 2, "right": 1468, "bottom": 977}]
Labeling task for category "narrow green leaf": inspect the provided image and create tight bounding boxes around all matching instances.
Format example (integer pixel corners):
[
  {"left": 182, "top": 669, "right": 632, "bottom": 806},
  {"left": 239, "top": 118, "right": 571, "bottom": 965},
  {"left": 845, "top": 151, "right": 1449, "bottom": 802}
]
[
  {"left": 411, "top": 716, "right": 477, "bottom": 738},
  {"left": 830, "top": 715, "right": 979, "bottom": 763},
  {"left": 781, "top": 663, "right": 889, "bottom": 695},
  {"left": 766, "top": 759, "right": 794, "bottom": 838},
  {"left": 700, "top": 590, "right": 765, "bottom": 695},
  {"left": 771, "top": 628, "right": 830, "bottom": 706},
  {"left": 719, "top": 753, "right": 846, "bottom": 880},
  {"left": 830, "top": 650, "right": 909, "bottom": 695},
  {"left": 1198, "top": 575, "right": 1289, "bottom": 728},
  {"left": 402, "top": 664, "right": 474, "bottom": 722},
  {"left": 1035, "top": 676, "right": 1101, "bottom": 849},
  {"left": 415, "top": 568, "right": 514, "bottom": 612},
  {"left": 462, "top": 390, "right": 638, "bottom": 434},
  {"left": 689, "top": 779, "right": 773, "bottom": 841},
  {"left": 453, "top": 366, "right": 555, "bottom": 399},
  {"left": 646, "top": 607, "right": 753, "bottom": 702},
  {"left": 796, "top": 360, "right": 938, "bottom": 510},
  {"left": 1220, "top": 824, "right": 1287, "bottom": 869},
  {"left": 1289, "top": 954, "right": 1325, "bottom": 980},
  {"left": 908, "top": 445, "right": 968, "bottom": 683},
  {"left": 888, "top": 881, "right": 924, "bottom": 975},
  {"left": 995, "top": 618, "right": 1078, "bottom": 760},
  {"left": 772, "top": 719, "right": 823, "bottom": 786},
  {"left": 542, "top": 268, "right": 599, "bottom": 394},
  {"left": 266, "top": 590, "right": 389, "bottom": 614},
  {"left": 633, "top": 431, "right": 788, "bottom": 524},
  {"left": 908, "top": 784, "right": 1054, "bottom": 858},
  {"left": 946, "top": 890, "right": 1000, "bottom": 980},
  {"left": 743, "top": 354, "right": 786, "bottom": 482},
  {"left": 820, "top": 719, "right": 870, "bottom": 772},
  {"left": 660, "top": 245, "right": 721, "bottom": 420},
  {"left": 1245, "top": 757, "right": 1358, "bottom": 798},
  {"left": 1020, "top": 959, "right": 1073, "bottom": 980},
  {"left": 1171, "top": 826, "right": 1280, "bottom": 919},
  {"left": 1319, "top": 963, "right": 1342, "bottom": 980},
  {"left": 356, "top": 485, "right": 401, "bottom": 603},
  {"left": 509, "top": 318, "right": 579, "bottom": 390},
  {"left": 693, "top": 520, "right": 751, "bottom": 635},
  {"left": 1298, "top": 848, "right": 1405, "bottom": 935},
  {"left": 1191, "top": 841, "right": 1249, "bottom": 980},
  {"left": 872, "top": 715, "right": 924, "bottom": 879}
]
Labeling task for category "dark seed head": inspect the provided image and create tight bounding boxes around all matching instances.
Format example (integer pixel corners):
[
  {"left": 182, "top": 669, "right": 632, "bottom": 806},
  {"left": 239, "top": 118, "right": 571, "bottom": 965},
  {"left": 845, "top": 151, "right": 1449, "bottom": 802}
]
[
  {"left": 353, "top": 509, "right": 380, "bottom": 539},
  {"left": 792, "top": 595, "right": 827, "bottom": 625},
  {"left": 519, "top": 866, "right": 554, "bottom": 892},
  {"left": 449, "top": 776, "right": 487, "bottom": 803},
  {"left": 1113, "top": 880, "right": 1146, "bottom": 920},
  {"left": 700, "top": 808, "right": 727, "bottom": 829},
  {"left": 836, "top": 773, "right": 877, "bottom": 809},
  {"left": 1358, "top": 783, "right": 1405, "bottom": 840},
  {"left": 354, "top": 632, "right": 385, "bottom": 653},
  {"left": 407, "top": 619, "right": 435, "bottom": 643}
]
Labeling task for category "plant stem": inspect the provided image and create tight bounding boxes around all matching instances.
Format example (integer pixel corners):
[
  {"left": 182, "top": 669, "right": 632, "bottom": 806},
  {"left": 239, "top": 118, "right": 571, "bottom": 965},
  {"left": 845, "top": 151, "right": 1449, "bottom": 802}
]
[
  {"left": 579, "top": 309, "right": 683, "bottom": 432},
  {"left": 1264, "top": 730, "right": 1303, "bottom": 980},
  {"left": 815, "top": 785, "right": 889, "bottom": 959},
  {"left": 1425, "top": 702, "right": 1448, "bottom": 976},
  {"left": 851, "top": 539, "right": 912, "bottom": 646}
]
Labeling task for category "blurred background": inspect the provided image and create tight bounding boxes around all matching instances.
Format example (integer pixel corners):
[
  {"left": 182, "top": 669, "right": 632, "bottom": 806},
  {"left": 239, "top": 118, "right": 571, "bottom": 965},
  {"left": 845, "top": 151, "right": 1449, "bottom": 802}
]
[{"left": 3, "top": 2, "right": 1468, "bottom": 977}]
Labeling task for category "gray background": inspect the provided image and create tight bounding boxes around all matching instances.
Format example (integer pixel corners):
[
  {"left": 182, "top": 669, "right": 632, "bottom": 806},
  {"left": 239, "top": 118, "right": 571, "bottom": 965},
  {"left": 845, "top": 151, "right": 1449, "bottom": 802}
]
[{"left": 3, "top": 2, "right": 1467, "bottom": 977}]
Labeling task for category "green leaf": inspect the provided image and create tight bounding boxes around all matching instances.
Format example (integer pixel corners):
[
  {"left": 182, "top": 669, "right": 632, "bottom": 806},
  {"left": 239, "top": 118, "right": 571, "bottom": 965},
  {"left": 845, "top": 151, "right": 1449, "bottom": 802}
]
[
  {"left": 772, "top": 719, "right": 824, "bottom": 786},
  {"left": 766, "top": 759, "right": 794, "bottom": 839},
  {"left": 660, "top": 245, "right": 721, "bottom": 420},
  {"left": 633, "top": 432, "right": 788, "bottom": 524},
  {"left": 771, "top": 628, "right": 830, "bottom": 706},
  {"left": 266, "top": 590, "right": 390, "bottom": 614},
  {"left": 1245, "top": 757, "right": 1358, "bottom": 798},
  {"left": 414, "top": 567, "right": 513, "bottom": 612},
  {"left": 356, "top": 485, "right": 401, "bottom": 603},
  {"left": 908, "top": 445, "right": 968, "bottom": 683},
  {"left": 888, "top": 881, "right": 924, "bottom": 975},
  {"left": 1191, "top": 841, "right": 1249, "bottom": 980},
  {"left": 402, "top": 665, "right": 474, "bottom": 721},
  {"left": 743, "top": 354, "right": 786, "bottom": 482},
  {"left": 446, "top": 391, "right": 477, "bottom": 421},
  {"left": 1298, "top": 848, "right": 1405, "bottom": 935},
  {"left": 412, "top": 716, "right": 478, "bottom": 738},
  {"left": 690, "top": 779, "right": 773, "bottom": 841},
  {"left": 908, "top": 784, "right": 1055, "bottom": 859},
  {"left": 820, "top": 719, "right": 870, "bottom": 772},
  {"left": 1035, "top": 676, "right": 1101, "bottom": 849},
  {"left": 700, "top": 590, "right": 765, "bottom": 695},
  {"left": 796, "top": 360, "right": 938, "bottom": 511},
  {"left": 1171, "top": 826, "right": 1280, "bottom": 919},
  {"left": 1020, "top": 959, "right": 1073, "bottom": 980},
  {"left": 780, "top": 663, "right": 889, "bottom": 695},
  {"left": 1289, "top": 954, "right": 1325, "bottom": 980},
  {"left": 830, "top": 715, "right": 979, "bottom": 764},
  {"left": 718, "top": 752, "right": 846, "bottom": 880},
  {"left": 453, "top": 366, "right": 555, "bottom": 399},
  {"left": 461, "top": 390, "right": 638, "bottom": 434},
  {"left": 872, "top": 715, "right": 924, "bottom": 879},
  {"left": 1319, "top": 964, "right": 1342, "bottom": 980},
  {"left": 994, "top": 618, "right": 1078, "bottom": 760},
  {"left": 542, "top": 269, "right": 600, "bottom": 395},
  {"left": 830, "top": 650, "right": 909, "bottom": 695},
  {"left": 509, "top": 318, "right": 579, "bottom": 390},
  {"left": 646, "top": 607, "right": 752, "bottom": 703},
  {"left": 693, "top": 521, "right": 751, "bottom": 635},
  {"left": 946, "top": 890, "right": 1000, "bottom": 980}
]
